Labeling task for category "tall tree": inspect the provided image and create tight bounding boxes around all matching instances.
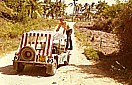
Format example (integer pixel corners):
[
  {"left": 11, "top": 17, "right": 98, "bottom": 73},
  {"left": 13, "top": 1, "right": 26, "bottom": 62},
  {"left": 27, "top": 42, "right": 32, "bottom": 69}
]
[
  {"left": 44, "top": 0, "right": 51, "bottom": 4},
  {"left": 26, "top": 0, "right": 43, "bottom": 18},
  {"left": 82, "top": 3, "right": 91, "bottom": 21},
  {"left": 68, "top": 0, "right": 78, "bottom": 21},
  {"left": 96, "top": 1, "right": 108, "bottom": 15},
  {"left": 3, "top": 0, "right": 28, "bottom": 21}
]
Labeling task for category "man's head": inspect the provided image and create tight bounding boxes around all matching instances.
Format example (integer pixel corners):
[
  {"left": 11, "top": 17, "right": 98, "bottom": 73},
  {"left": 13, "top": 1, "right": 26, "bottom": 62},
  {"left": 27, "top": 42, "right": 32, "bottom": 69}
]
[{"left": 60, "top": 18, "right": 64, "bottom": 23}]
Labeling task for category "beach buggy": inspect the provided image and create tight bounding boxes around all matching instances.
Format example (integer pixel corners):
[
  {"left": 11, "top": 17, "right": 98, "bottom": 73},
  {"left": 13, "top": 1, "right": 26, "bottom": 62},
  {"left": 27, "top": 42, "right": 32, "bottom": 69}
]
[{"left": 13, "top": 30, "right": 70, "bottom": 75}]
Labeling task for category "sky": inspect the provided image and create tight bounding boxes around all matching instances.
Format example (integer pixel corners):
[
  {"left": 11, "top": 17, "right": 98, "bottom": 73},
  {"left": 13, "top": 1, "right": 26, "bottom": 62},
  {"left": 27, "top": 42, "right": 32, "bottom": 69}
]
[
  {"left": 38, "top": 0, "right": 128, "bottom": 14},
  {"left": 64, "top": 0, "right": 116, "bottom": 5},
  {"left": 51, "top": 0, "right": 116, "bottom": 5},
  {"left": 39, "top": 0, "right": 117, "bottom": 14},
  {"left": 53, "top": 0, "right": 116, "bottom": 14}
]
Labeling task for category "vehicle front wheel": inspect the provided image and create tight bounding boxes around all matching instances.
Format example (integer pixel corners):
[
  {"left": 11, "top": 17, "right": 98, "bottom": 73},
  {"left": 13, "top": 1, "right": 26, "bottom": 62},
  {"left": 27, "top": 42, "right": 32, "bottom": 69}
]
[{"left": 64, "top": 54, "right": 70, "bottom": 65}]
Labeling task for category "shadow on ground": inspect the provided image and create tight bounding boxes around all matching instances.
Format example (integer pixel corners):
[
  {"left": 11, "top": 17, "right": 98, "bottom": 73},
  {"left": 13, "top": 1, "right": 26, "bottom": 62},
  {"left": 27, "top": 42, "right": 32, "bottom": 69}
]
[
  {"left": 0, "top": 64, "right": 66, "bottom": 78},
  {"left": 0, "top": 65, "right": 50, "bottom": 77},
  {"left": 68, "top": 63, "right": 132, "bottom": 85},
  {"left": 72, "top": 52, "right": 132, "bottom": 85}
]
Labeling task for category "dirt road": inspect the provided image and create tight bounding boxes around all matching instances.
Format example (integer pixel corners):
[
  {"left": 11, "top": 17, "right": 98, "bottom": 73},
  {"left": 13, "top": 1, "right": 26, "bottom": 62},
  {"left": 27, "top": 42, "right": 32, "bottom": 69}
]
[{"left": 0, "top": 22, "right": 123, "bottom": 85}]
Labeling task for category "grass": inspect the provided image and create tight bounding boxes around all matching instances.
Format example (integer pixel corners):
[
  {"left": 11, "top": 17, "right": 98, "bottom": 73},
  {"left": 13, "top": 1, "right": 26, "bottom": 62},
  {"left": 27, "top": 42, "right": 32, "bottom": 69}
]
[
  {"left": 0, "top": 38, "right": 19, "bottom": 56},
  {"left": 84, "top": 47, "right": 99, "bottom": 61},
  {"left": 74, "top": 22, "right": 109, "bottom": 61},
  {"left": 74, "top": 28, "right": 89, "bottom": 46},
  {"left": 74, "top": 24, "right": 100, "bottom": 61}
]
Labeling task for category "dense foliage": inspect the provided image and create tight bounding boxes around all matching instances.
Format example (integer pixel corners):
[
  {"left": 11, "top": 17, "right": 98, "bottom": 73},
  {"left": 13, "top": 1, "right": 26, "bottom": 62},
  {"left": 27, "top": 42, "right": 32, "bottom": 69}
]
[
  {"left": 115, "top": 1, "right": 132, "bottom": 52},
  {"left": 97, "top": 1, "right": 132, "bottom": 68},
  {"left": 0, "top": 1, "right": 59, "bottom": 55},
  {"left": 0, "top": 17, "right": 58, "bottom": 55},
  {"left": 114, "top": 1, "right": 132, "bottom": 68},
  {"left": 91, "top": 0, "right": 132, "bottom": 55},
  {"left": 75, "top": 0, "right": 132, "bottom": 68}
]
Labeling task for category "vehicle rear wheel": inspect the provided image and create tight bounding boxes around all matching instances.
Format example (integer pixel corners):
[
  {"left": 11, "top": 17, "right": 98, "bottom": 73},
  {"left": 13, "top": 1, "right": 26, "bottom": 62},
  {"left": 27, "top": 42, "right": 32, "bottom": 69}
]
[
  {"left": 16, "top": 62, "right": 24, "bottom": 73},
  {"left": 46, "top": 60, "right": 57, "bottom": 76}
]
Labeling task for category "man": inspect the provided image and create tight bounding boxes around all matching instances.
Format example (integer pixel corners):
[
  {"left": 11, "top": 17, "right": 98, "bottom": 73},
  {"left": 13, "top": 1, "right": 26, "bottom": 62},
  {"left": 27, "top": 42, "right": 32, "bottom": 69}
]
[{"left": 56, "top": 18, "right": 73, "bottom": 51}]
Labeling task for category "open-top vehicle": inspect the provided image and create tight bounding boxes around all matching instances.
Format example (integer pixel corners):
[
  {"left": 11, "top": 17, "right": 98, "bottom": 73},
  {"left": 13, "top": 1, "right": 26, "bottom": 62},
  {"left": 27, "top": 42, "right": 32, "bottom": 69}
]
[{"left": 13, "top": 30, "right": 70, "bottom": 76}]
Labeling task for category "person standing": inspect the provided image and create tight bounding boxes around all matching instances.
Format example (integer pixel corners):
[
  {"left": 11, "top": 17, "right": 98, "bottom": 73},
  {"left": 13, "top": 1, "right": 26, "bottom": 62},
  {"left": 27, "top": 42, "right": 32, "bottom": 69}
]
[{"left": 56, "top": 18, "right": 73, "bottom": 51}]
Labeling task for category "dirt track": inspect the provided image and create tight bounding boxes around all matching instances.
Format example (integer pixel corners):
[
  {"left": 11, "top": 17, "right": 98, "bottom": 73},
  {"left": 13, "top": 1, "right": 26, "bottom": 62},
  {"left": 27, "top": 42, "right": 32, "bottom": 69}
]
[{"left": 0, "top": 22, "right": 123, "bottom": 85}]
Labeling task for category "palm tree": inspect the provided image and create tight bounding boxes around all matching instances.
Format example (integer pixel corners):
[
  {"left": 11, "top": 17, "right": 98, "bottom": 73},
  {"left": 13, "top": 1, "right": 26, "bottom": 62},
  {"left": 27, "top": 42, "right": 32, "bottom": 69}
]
[
  {"left": 89, "top": 2, "right": 95, "bottom": 20},
  {"left": 68, "top": 0, "right": 78, "bottom": 21},
  {"left": 45, "top": 0, "right": 66, "bottom": 19},
  {"left": 26, "top": 0, "right": 43, "bottom": 18},
  {"left": 96, "top": 1, "right": 108, "bottom": 15},
  {"left": 47, "top": 2, "right": 55, "bottom": 19},
  {"left": 82, "top": 3, "right": 90, "bottom": 21},
  {"left": 61, "top": 3, "right": 67, "bottom": 17},
  {"left": 81, "top": 2, "right": 96, "bottom": 21},
  {"left": 44, "top": 0, "right": 51, "bottom": 4},
  {"left": 55, "top": 1, "right": 61, "bottom": 19},
  {"left": 75, "top": 3, "right": 82, "bottom": 14}
]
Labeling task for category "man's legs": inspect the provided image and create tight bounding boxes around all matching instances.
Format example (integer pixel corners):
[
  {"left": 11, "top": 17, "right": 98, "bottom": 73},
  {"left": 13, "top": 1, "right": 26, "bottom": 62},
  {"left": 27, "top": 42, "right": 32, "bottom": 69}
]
[
  {"left": 69, "top": 35, "right": 73, "bottom": 50},
  {"left": 66, "top": 31, "right": 69, "bottom": 50},
  {"left": 66, "top": 29, "right": 73, "bottom": 50}
]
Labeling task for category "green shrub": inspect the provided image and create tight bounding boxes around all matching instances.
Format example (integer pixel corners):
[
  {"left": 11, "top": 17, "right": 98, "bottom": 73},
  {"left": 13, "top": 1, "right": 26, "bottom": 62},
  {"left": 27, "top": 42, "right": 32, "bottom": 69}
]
[
  {"left": 113, "top": 1, "right": 132, "bottom": 69},
  {"left": 84, "top": 47, "right": 99, "bottom": 61}
]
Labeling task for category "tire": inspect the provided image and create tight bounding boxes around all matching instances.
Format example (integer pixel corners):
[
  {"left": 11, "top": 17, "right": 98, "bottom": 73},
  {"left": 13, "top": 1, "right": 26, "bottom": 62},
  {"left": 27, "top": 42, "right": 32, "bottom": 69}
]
[
  {"left": 16, "top": 62, "right": 24, "bottom": 73},
  {"left": 67, "top": 54, "right": 70, "bottom": 63},
  {"left": 20, "top": 46, "right": 36, "bottom": 61},
  {"left": 46, "top": 60, "right": 57, "bottom": 76},
  {"left": 64, "top": 54, "right": 70, "bottom": 65},
  {"left": 54, "top": 56, "right": 58, "bottom": 67},
  {"left": 64, "top": 61, "right": 68, "bottom": 65}
]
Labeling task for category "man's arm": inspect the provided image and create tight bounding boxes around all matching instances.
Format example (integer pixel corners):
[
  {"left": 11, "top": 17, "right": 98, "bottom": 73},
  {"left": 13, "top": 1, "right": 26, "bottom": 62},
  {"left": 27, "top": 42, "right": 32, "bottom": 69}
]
[
  {"left": 56, "top": 23, "right": 61, "bottom": 32},
  {"left": 63, "top": 29, "right": 65, "bottom": 34}
]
